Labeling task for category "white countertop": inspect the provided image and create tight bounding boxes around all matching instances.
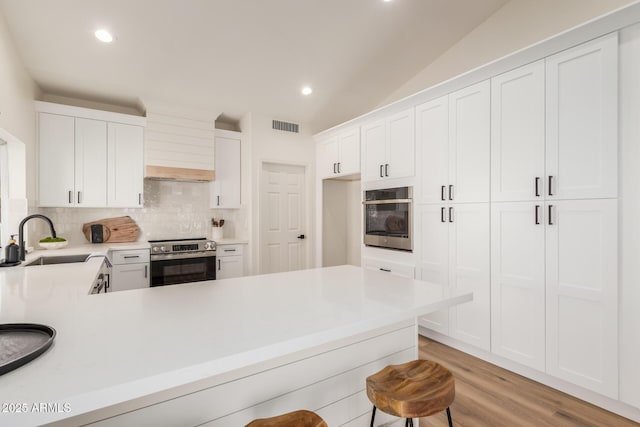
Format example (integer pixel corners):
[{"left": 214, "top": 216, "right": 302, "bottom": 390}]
[{"left": 0, "top": 260, "right": 470, "bottom": 426}]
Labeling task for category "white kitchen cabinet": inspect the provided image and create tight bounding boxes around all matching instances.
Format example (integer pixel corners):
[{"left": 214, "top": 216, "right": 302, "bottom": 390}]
[
  {"left": 546, "top": 199, "right": 618, "bottom": 398},
  {"left": 415, "top": 204, "right": 450, "bottom": 335},
  {"left": 110, "top": 249, "right": 150, "bottom": 292},
  {"left": 37, "top": 103, "right": 145, "bottom": 208},
  {"left": 317, "top": 128, "right": 360, "bottom": 179},
  {"left": 416, "top": 203, "right": 490, "bottom": 351},
  {"left": 415, "top": 80, "right": 490, "bottom": 204},
  {"left": 108, "top": 123, "right": 144, "bottom": 207},
  {"left": 416, "top": 95, "right": 449, "bottom": 204},
  {"left": 491, "top": 202, "right": 545, "bottom": 371},
  {"left": 210, "top": 131, "right": 241, "bottom": 209},
  {"left": 491, "top": 61, "right": 545, "bottom": 202},
  {"left": 216, "top": 244, "right": 245, "bottom": 279},
  {"left": 362, "top": 108, "right": 414, "bottom": 182},
  {"left": 546, "top": 33, "right": 618, "bottom": 200},
  {"left": 39, "top": 113, "right": 108, "bottom": 207},
  {"left": 362, "top": 257, "right": 414, "bottom": 279}
]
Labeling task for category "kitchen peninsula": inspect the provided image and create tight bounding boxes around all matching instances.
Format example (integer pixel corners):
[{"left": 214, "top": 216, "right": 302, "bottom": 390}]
[{"left": 0, "top": 253, "right": 471, "bottom": 427}]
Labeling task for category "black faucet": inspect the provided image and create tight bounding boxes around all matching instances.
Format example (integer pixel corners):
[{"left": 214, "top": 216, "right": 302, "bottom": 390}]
[{"left": 18, "top": 214, "right": 57, "bottom": 261}]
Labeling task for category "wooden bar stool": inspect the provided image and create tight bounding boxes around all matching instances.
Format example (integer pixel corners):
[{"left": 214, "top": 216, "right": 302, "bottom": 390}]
[
  {"left": 366, "top": 359, "right": 455, "bottom": 427},
  {"left": 245, "top": 410, "right": 328, "bottom": 427}
]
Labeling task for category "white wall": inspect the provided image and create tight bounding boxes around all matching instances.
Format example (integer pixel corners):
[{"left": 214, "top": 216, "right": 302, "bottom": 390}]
[
  {"left": 381, "top": 0, "right": 635, "bottom": 106},
  {"left": 0, "top": 10, "right": 39, "bottom": 204},
  {"left": 243, "top": 113, "right": 316, "bottom": 275}
]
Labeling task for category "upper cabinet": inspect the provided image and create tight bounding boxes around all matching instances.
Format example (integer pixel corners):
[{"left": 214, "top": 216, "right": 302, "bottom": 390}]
[
  {"left": 491, "top": 61, "right": 545, "bottom": 202},
  {"left": 210, "top": 130, "right": 241, "bottom": 209},
  {"left": 317, "top": 127, "right": 360, "bottom": 179},
  {"left": 546, "top": 33, "right": 618, "bottom": 200},
  {"left": 416, "top": 80, "right": 490, "bottom": 204},
  {"left": 36, "top": 102, "right": 145, "bottom": 208},
  {"left": 362, "top": 108, "right": 415, "bottom": 182}
]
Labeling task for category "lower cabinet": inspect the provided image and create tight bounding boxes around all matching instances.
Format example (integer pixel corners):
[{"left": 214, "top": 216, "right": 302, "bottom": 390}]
[
  {"left": 362, "top": 258, "right": 415, "bottom": 279},
  {"left": 216, "top": 244, "right": 245, "bottom": 279},
  {"left": 416, "top": 203, "right": 491, "bottom": 351},
  {"left": 110, "top": 249, "right": 150, "bottom": 292}
]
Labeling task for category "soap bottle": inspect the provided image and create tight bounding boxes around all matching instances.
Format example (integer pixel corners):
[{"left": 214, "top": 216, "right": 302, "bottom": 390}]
[{"left": 6, "top": 235, "right": 19, "bottom": 263}]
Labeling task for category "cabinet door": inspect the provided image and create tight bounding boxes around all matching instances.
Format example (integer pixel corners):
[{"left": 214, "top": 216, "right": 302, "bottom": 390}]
[
  {"left": 416, "top": 96, "right": 449, "bottom": 204},
  {"left": 217, "top": 255, "right": 244, "bottom": 279},
  {"left": 211, "top": 136, "right": 241, "bottom": 209},
  {"left": 75, "top": 118, "right": 107, "bottom": 207},
  {"left": 416, "top": 204, "right": 450, "bottom": 335},
  {"left": 449, "top": 81, "right": 490, "bottom": 203},
  {"left": 39, "top": 113, "right": 75, "bottom": 207},
  {"left": 546, "top": 33, "right": 618, "bottom": 200},
  {"left": 491, "top": 202, "right": 545, "bottom": 370},
  {"left": 448, "top": 203, "right": 490, "bottom": 351},
  {"left": 111, "top": 263, "right": 150, "bottom": 292},
  {"left": 108, "top": 123, "right": 144, "bottom": 208},
  {"left": 337, "top": 128, "right": 360, "bottom": 176},
  {"left": 317, "top": 137, "right": 339, "bottom": 179},
  {"left": 546, "top": 199, "right": 618, "bottom": 398},
  {"left": 386, "top": 108, "right": 415, "bottom": 179},
  {"left": 491, "top": 61, "right": 545, "bottom": 202},
  {"left": 361, "top": 119, "right": 386, "bottom": 182}
]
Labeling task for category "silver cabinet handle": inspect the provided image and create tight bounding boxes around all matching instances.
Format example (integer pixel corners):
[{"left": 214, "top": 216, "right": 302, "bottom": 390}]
[{"left": 69, "top": 190, "right": 73, "bottom": 204}]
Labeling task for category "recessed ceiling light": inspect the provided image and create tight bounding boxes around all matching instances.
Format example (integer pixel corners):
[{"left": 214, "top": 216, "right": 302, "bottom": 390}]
[
  {"left": 301, "top": 86, "right": 313, "bottom": 96},
  {"left": 383, "top": 0, "right": 393, "bottom": 2},
  {"left": 94, "top": 29, "right": 113, "bottom": 43}
]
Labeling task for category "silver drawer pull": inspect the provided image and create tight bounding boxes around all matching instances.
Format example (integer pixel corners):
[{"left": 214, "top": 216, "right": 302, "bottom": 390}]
[{"left": 124, "top": 255, "right": 140, "bottom": 259}]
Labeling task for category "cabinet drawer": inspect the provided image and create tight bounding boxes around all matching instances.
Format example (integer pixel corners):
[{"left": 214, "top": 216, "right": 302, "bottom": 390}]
[
  {"left": 362, "top": 258, "right": 415, "bottom": 279},
  {"left": 217, "top": 244, "right": 243, "bottom": 257},
  {"left": 110, "top": 249, "right": 150, "bottom": 265}
]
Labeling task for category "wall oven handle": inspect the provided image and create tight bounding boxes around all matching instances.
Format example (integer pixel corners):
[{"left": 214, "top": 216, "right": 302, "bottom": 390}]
[{"left": 363, "top": 199, "right": 412, "bottom": 205}]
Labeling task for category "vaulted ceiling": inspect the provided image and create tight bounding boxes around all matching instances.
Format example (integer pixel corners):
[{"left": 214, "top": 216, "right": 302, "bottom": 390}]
[{"left": 0, "top": 0, "right": 508, "bottom": 132}]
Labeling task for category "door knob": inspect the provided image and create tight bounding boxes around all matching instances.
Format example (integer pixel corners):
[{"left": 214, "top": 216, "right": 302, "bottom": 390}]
[{"left": 297, "top": 234, "right": 306, "bottom": 239}]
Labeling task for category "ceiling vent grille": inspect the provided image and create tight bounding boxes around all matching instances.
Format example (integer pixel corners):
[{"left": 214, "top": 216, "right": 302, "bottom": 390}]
[{"left": 272, "top": 120, "right": 299, "bottom": 133}]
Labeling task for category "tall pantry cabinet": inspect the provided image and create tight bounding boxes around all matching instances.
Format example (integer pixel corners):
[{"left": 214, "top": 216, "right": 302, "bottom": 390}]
[
  {"left": 415, "top": 80, "right": 491, "bottom": 351},
  {"left": 489, "top": 33, "right": 619, "bottom": 397}
]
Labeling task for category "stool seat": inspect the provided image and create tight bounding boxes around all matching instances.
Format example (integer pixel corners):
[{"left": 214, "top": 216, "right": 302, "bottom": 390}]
[
  {"left": 366, "top": 359, "right": 455, "bottom": 419},
  {"left": 245, "top": 410, "right": 328, "bottom": 427}
]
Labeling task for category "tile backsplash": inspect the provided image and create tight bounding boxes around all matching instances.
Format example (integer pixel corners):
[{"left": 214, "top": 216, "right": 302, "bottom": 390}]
[{"left": 30, "top": 180, "right": 248, "bottom": 246}]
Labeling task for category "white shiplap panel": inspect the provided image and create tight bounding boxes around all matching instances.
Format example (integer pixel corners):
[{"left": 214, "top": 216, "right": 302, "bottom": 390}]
[{"left": 144, "top": 110, "right": 215, "bottom": 170}]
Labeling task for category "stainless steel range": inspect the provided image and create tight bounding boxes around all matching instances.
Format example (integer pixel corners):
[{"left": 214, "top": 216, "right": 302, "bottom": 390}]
[{"left": 148, "top": 238, "right": 216, "bottom": 286}]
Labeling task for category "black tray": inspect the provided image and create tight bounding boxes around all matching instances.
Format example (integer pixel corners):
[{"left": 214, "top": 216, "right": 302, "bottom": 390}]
[
  {"left": 0, "top": 324, "right": 56, "bottom": 375},
  {"left": 0, "top": 261, "right": 21, "bottom": 267}
]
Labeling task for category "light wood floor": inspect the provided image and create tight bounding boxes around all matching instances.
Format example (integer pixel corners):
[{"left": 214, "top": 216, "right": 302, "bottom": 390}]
[{"left": 418, "top": 337, "right": 639, "bottom": 427}]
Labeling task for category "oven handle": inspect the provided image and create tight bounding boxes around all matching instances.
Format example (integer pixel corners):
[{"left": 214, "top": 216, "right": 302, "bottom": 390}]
[
  {"left": 151, "top": 251, "right": 216, "bottom": 261},
  {"left": 362, "top": 199, "right": 412, "bottom": 205}
]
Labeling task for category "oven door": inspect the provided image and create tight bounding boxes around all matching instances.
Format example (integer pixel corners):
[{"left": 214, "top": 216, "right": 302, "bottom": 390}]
[
  {"left": 150, "top": 252, "right": 216, "bottom": 286},
  {"left": 363, "top": 199, "right": 412, "bottom": 251}
]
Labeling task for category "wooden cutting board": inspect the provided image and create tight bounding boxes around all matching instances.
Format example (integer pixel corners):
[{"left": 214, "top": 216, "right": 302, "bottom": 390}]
[{"left": 82, "top": 216, "right": 140, "bottom": 243}]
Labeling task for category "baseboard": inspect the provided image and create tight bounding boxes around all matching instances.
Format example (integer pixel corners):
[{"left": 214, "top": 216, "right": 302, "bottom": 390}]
[{"left": 418, "top": 326, "right": 640, "bottom": 423}]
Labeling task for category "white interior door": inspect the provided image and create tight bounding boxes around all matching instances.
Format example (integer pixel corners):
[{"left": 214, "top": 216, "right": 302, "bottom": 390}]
[{"left": 260, "top": 163, "right": 306, "bottom": 274}]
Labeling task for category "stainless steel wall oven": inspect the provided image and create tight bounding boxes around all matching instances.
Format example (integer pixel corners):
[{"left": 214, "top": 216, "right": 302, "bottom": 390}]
[{"left": 363, "top": 187, "right": 412, "bottom": 251}]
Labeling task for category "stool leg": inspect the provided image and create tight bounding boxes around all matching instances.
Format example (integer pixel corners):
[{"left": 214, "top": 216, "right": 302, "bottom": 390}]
[
  {"left": 369, "top": 406, "right": 376, "bottom": 427},
  {"left": 446, "top": 407, "right": 453, "bottom": 427}
]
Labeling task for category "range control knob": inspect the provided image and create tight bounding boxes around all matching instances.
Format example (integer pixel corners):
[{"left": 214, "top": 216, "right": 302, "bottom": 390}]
[
  {"left": 160, "top": 246, "right": 167, "bottom": 252},
  {"left": 152, "top": 247, "right": 159, "bottom": 253},
  {"left": 204, "top": 242, "right": 213, "bottom": 250}
]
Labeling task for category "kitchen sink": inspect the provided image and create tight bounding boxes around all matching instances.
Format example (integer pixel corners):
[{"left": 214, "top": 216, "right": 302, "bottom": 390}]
[{"left": 25, "top": 254, "right": 91, "bottom": 266}]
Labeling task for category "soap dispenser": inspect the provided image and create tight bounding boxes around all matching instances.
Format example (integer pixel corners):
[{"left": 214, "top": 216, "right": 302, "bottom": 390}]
[{"left": 6, "top": 235, "right": 19, "bottom": 263}]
